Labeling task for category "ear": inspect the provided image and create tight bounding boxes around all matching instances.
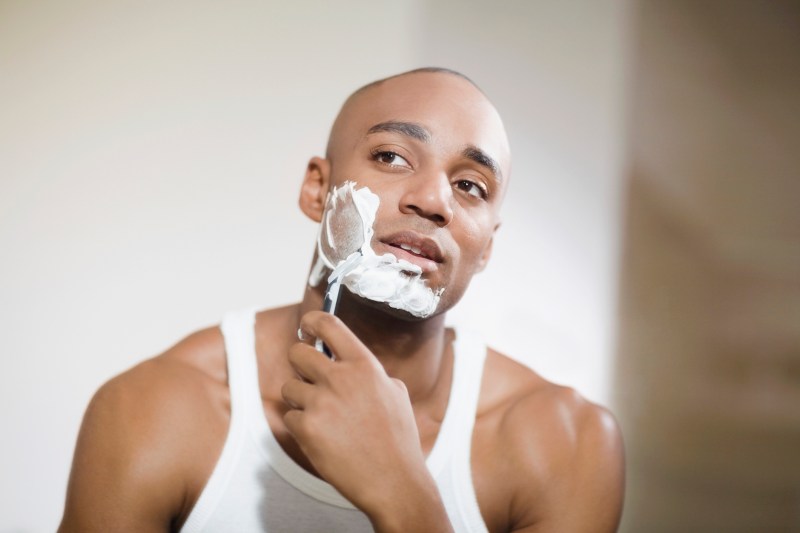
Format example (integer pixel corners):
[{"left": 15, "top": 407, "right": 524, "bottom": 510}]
[
  {"left": 476, "top": 221, "right": 501, "bottom": 273},
  {"left": 299, "top": 156, "right": 331, "bottom": 223}
]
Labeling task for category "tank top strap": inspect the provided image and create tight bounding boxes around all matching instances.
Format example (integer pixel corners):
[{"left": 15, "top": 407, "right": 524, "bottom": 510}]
[
  {"left": 449, "top": 329, "right": 488, "bottom": 450},
  {"left": 219, "top": 306, "right": 263, "bottom": 428},
  {"left": 180, "top": 307, "right": 262, "bottom": 532},
  {"left": 426, "top": 328, "right": 488, "bottom": 478},
  {"left": 425, "top": 328, "right": 490, "bottom": 533}
]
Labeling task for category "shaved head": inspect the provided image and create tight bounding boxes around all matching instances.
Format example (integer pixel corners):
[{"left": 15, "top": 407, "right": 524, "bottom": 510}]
[
  {"left": 325, "top": 68, "right": 511, "bottom": 190},
  {"left": 344, "top": 67, "right": 485, "bottom": 106}
]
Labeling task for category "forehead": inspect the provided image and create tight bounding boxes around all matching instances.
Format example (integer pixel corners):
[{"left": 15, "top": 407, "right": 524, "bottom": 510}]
[{"left": 333, "top": 73, "right": 511, "bottom": 176}]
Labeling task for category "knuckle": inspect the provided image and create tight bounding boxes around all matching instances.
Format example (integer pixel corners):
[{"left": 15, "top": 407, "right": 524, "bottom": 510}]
[
  {"left": 298, "top": 416, "right": 317, "bottom": 440},
  {"left": 392, "top": 377, "right": 409, "bottom": 394},
  {"left": 287, "top": 344, "right": 303, "bottom": 364},
  {"left": 316, "top": 312, "right": 338, "bottom": 332},
  {"left": 283, "top": 409, "right": 299, "bottom": 431},
  {"left": 288, "top": 345, "right": 313, "bottom": 371}
]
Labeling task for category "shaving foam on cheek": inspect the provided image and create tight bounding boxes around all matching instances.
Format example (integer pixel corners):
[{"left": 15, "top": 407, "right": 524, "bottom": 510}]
[
  {"left": 308, "top": 181, "right": 377, "bottom": 287},
  {"left": 307, "top": 181, "right": 444, "bottom": 319}
]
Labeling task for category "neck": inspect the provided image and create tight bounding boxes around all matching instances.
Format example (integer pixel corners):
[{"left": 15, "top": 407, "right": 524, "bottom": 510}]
[{"left": 298, "top": 282, "right": 451, "bottom": 403}]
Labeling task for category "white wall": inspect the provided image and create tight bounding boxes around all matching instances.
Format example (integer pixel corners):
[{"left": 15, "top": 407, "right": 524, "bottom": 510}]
[{"left": 0, "top": 1, "right": 628, "bottom": 530}]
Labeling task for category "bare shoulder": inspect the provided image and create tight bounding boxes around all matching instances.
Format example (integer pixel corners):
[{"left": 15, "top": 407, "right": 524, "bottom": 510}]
[
  {"left": 480, "top": 348, "right": 622, "bottom": 466},
  {"left": 474, "top": 349, "right": 625, "bottom": 533},
  {"left": 60, "top": 326, "right": 230, "bottom": 532}
]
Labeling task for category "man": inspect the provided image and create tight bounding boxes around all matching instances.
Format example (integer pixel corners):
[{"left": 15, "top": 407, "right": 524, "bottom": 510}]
[{"left": 59, "top": 68, "right": 624, "bottom": 532}]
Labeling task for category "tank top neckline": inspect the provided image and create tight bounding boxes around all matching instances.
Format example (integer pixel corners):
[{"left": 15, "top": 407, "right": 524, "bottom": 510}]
[{"left": 224, "top": 307, "right": 485, "bottom": 510}]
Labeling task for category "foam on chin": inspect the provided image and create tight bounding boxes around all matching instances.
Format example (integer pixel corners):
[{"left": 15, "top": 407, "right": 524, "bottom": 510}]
[
  {"left": 341, "top": 253, "right": 443, "bottom": 318},
  {"left": 308, "top": 181, "right": 443, "bottom": 318}
]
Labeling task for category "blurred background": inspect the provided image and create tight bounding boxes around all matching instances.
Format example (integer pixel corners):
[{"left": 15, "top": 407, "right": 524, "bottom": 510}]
[
  {"left": 0, "top": 0, "right": 796, "bottom": 531},
  {"left": 616, "top": 1, "right": 799, "bottom": 530}
]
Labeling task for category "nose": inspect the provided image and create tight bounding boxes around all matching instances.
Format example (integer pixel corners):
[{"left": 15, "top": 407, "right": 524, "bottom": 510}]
[{"left": 399, "top": 171, "right": 454, "bottom": 227}]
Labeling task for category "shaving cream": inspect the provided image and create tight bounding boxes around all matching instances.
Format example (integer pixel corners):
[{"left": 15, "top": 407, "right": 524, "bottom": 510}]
[{"left": 308, "top": 181, "right": 443, "bottom": 318}]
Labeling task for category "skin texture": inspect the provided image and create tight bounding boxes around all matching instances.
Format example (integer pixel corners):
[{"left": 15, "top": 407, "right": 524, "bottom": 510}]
[{"left": 59, "top": 71, "right": 625, "bottom": 532}]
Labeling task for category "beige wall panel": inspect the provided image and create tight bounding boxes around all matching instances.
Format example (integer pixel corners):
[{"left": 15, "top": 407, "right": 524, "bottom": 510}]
[{"left": 616, "top": 1, "right": 800, "bottom": 531}]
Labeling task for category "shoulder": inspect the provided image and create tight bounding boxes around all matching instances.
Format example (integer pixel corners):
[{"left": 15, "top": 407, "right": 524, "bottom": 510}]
[
  {"left": 60, "top": 326, "right": 230, "bottom": 531},
  {"left": 474, "top": 349, "right": 624, "bottom": 532},
  {"left": 90, "top": 325, "right": 229, "bottom": 438}
]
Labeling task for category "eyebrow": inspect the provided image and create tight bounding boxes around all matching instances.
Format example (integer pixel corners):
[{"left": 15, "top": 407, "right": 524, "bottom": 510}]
[
  {"left": 366, "top": 121, "right": 502, "bottom": 182},
  {"left": 463, "top": 145, "right": 503, "bottom": 182},
  {"left": 366, "top": 121, "right": 431, "bottom": 143}
]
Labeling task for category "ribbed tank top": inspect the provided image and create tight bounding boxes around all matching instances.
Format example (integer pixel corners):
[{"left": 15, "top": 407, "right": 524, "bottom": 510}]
[{"left": 180, "top": 307, "right": 489, "bottom": 532}]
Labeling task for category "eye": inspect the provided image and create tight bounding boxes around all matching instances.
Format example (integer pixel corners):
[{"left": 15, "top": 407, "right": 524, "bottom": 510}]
[
  {"left": 371, "top": 150, "right": 411, "bottom": 169},
  {"left": 455, "top": 179, "right": 488, "bottom": 200}
]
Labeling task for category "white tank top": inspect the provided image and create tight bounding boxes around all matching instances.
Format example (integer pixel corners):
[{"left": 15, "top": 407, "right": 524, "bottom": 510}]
[{"left": 180, "top": 308, "right": 489, "bottom": 533}]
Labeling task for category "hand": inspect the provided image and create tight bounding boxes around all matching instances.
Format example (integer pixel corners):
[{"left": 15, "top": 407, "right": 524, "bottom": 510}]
[{"left": 282, "top": 311, "right": 449, "bottom": 530}]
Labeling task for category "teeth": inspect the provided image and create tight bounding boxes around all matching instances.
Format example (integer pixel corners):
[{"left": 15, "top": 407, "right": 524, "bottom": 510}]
[{"left": 399, "top": 243, "right": 423, "bottom": 255}]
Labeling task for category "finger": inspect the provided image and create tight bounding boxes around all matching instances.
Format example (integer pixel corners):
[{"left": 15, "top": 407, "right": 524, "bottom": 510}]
[
  {"left": 288, "top": 342, "right": 332, "bottom": 383},
  {"left": 283, "top": 408, "right": 304, "bottom": 439},
  {"left": 281, "top": 378, "right": 315, "bottom": 410},
  {"left": 299, "top": 311, "right": 372, "bottom": 363},
  {"left": 296, "top": 327, "right": 314, "bottom": 346}
]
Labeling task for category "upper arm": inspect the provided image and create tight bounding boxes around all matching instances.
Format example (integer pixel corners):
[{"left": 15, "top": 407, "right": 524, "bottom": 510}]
[
  {"left": 539, "top": 404, "right": 625, "bottom": 532},
  {"left": 59, "top": 364, "right": 189, "bottom": 533},
  {"left": 507, "top": 390, "right": 625, "bottom": 533}
]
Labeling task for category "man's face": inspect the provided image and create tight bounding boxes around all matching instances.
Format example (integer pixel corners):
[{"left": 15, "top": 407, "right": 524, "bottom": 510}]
[{"left": 323, "top": 72, "right": 511, "bottom": 316}]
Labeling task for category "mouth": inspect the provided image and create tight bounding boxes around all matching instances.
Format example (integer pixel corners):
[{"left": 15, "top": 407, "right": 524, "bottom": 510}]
[{"left": 377, "top": 231, "right": 444, "bottom": 272}]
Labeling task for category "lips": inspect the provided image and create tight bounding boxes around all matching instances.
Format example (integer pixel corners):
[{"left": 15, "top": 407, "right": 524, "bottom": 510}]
[{"left": 377, "top": 231, "right": 444, "bottom": 271}]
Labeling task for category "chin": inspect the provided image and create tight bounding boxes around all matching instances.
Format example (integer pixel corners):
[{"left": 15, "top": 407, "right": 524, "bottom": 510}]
[
  {"left": 350, "top": 290, "right": 432, "bottom": 322},
  {"left": 341, "top": 285, "right": 467, "bottom": 323}
]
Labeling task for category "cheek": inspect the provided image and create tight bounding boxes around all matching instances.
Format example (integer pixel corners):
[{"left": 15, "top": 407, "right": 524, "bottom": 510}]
[
  {"left": 444, "top": 235, "right": 486, "bottom": 292},
  {"left": 369, "top": 184, "right": 411, "bottom": 224},
  {"left": 454, "top": 214, "right": 494, "bottom": 265},
  {"left": 337, "top": 160, "right": 390, "bottom": 186}
]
